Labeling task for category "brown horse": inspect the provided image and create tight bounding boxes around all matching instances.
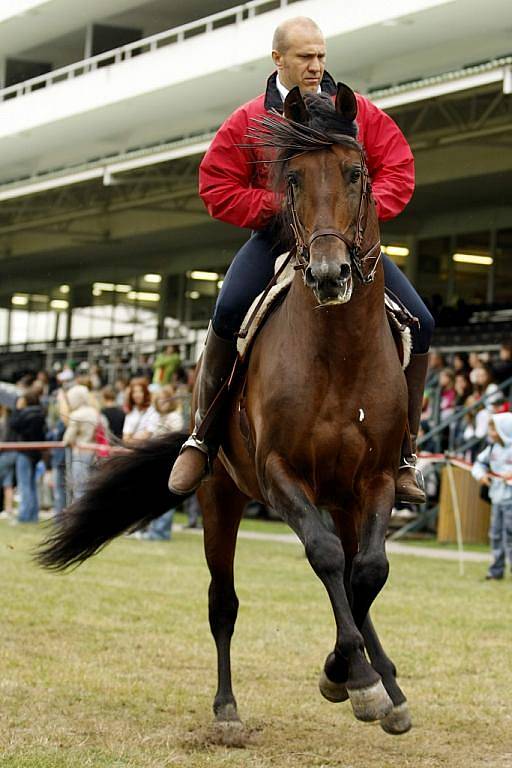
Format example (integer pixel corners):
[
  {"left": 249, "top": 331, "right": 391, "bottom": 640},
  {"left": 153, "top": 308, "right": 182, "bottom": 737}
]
[{"left": 38, "top": 84, "right": 411, "bottom": 737}]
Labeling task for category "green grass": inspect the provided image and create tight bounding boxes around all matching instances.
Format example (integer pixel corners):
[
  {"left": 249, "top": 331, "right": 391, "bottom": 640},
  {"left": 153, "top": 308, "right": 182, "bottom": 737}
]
[{"left": 1, "top": 519, "right": 510, "bottom": 768}]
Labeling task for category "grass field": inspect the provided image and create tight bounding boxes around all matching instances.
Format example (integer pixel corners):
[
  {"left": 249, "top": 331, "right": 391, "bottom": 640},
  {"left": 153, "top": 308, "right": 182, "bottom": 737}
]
[{"left": 1, "top": 518, "right": 511, "bottom": 768}]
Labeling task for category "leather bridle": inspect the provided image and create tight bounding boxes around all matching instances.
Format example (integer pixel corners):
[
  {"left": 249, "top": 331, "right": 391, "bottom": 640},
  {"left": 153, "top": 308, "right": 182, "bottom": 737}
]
[{"left": 286, "top": 150, "right": 382, "bottom": 285}]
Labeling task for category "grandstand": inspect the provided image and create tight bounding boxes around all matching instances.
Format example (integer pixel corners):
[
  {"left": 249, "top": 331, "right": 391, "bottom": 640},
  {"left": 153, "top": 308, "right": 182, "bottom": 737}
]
[{"left": 0, "top": 0, "right": 511, "bottom": 368}]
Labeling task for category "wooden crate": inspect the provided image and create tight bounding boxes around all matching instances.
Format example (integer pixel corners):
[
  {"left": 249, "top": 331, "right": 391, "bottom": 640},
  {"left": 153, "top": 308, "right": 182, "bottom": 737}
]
[{"left": 437, "top": 464, "right": 490, "bottom": 544}]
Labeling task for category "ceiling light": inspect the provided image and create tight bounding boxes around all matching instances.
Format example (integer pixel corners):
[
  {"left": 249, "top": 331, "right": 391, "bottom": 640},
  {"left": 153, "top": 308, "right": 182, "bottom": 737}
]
[
  {"left": 187, "top": 291, "right": 200, "bottom": 300},
  {"left": 50, "top": 299, "right": 69, "bottom": 310},
  {"left": 59, "top": 284, "right": 70, "bottom": 294},
  {"left": 453, "top": 253, "right": 493, "bottom": 266},
  {"left": 143, "top": 273, "right": 162, "bottom": 284},
  {"left": 31, "top": 294, "right": 49, "bottom": 303},
  {"left": 217, "top": 280, "right": 224, "bottom": 289},
  {"left": 382, "top": 245, "right": 409, "bottom": 257},
  {"left": 189, "top": 270, "right": 219, "bottom": 281},
  {"left": 11, "top": 295, "right": 28, "bottom": 306},
  {"left": 127, "top": 291, "right": 160, "bottom": 302},
  {"left": 92, "top": 287, "right": 102, "bottom": 297},
  {"left": 115, "top": 284, "right": 132, "bottom": 293},
  {"left": 93, "top": 282, "right": 115, "bottom": 292}
]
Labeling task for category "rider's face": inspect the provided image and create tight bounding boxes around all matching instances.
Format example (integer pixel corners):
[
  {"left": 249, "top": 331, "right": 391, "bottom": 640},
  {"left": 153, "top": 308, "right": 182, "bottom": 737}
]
[{"left": 272, "top": 28, "right": 326, "bottom": 94}]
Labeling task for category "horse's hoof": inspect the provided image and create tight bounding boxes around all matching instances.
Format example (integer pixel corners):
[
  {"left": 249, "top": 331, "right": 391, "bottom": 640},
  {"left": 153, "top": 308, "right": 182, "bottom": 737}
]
[
  {"left": 319, "top": 670, "right": 349, "bottom": 702},
  {"left": 380, "top": 702, "right": 412, "bottom": 735},
  {"left": 347, "top": 680, "right": 393, "bottom": 722},
  {"left": 214, "top": 702, "right": 240, "bottom": 723}
]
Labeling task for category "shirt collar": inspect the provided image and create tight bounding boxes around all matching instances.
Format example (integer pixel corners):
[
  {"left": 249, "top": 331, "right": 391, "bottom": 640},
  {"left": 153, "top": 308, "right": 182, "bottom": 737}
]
[{"left": 276, "top": 73, "right": 322, "bottom": 102}]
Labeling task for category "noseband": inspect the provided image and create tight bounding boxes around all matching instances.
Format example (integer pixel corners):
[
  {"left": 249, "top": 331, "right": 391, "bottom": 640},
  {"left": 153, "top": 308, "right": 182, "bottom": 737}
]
[{"left": 286, "top": 151, "right": 381, "bottom": 285}]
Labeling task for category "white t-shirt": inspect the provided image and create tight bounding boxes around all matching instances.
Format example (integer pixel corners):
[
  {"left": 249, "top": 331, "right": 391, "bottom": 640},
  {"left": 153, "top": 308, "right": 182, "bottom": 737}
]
[{"left": 123, "top": 406, "right": 159, "bottom": 438}]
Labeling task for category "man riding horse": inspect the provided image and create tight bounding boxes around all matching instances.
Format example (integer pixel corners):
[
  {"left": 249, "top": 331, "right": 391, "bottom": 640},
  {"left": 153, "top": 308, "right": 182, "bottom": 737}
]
[{"left": 169, "top": 16, "right": 434, "bottom": 502}]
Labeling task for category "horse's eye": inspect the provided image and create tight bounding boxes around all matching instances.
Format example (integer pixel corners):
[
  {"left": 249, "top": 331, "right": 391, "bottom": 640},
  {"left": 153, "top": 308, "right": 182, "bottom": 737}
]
[{"left": 350, "top": 169, "right": 361, "bottom": 184}]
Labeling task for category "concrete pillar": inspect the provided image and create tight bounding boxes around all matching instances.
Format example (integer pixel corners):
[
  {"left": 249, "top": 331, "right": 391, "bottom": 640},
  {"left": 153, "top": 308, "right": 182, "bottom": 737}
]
[
  {"left": 157, "top": 274, "right": 172, "bottom": 339},
  {"left": 404, "top": 235, "right": 419, "bottom": 285},
  {"left": 65, "top": 287, "right": 74, "bottom": 344},
  {"left": 487, "top": 229, "right": 497, "bottom": 304}
]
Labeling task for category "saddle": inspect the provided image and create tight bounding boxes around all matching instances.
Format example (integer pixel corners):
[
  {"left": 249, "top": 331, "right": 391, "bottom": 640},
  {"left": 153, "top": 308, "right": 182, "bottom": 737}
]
[{"left": 236, "top": 253, "right": 414, "bottom": 369}]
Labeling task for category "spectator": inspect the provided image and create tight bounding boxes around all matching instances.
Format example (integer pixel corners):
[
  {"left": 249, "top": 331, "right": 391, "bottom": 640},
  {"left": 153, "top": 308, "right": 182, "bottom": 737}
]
[
  {"left": 101, "top": 386, "right": 125, "bottom": 441},
  {"left": 123, "top": 378, "right": 158, "bottom": 444},
  {"left": 152, "top": 345, "right": 181, "bottom": 387},
  {"left": 454, "top": 372, "right": 472, "bottom": 407},
  {"left": 492, "top": 343, "right": 512, "bottom": 385},
  {"left": 472, "top": 413, "right": 512, "bottom": 581},
  {"left": 0, "top": 406, "right": 17, "bottom": 518},
  {"left": 439, "top": 368, "right": 456, "bottom": 417},
  {"left": 11, "top": 388, "right": 46, "bottom": 523},
  {"left": 114, "top": 377, "right": 129, "bottom": 409},
  {"left": 62, "top": 384, "right": 103, "bottom": 501},
  {"left": 453, "top": 352, "right": 470, "bottom": 376}
]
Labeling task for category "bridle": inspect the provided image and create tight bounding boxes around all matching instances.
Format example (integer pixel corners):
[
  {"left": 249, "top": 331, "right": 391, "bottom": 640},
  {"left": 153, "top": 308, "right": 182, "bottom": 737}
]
[{"left": 286, "top": 150, "right": 382, "bottom": 285}]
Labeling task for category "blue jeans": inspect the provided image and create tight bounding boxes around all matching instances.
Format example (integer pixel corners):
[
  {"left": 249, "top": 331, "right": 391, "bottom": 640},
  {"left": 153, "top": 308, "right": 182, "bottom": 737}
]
[
  {"left": 53, "top": 463, "right": 67, "bottom": 519},
  {"left": 146, "top": 509, "right": 174, "bottom": 540},
  {"left": 0, "top": 450, "right": 16, "bottom": 489},
  {"left": 488, "top": 500, "right": 512, "bottom": 578},
  {"left": 16, "top": 453, "right": 39, "bottom": 522},
  {"left": 213, "top": 229, "right": 434, "bottom": 353}
]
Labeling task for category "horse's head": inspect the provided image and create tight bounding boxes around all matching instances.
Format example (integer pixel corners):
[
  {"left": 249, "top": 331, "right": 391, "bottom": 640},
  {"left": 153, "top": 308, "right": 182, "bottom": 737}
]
[{"left": 276, "top": 85, "right": 380, "bottom": 305}]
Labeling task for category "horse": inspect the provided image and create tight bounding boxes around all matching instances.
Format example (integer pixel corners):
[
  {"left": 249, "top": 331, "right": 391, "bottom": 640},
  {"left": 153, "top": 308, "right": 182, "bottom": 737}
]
[{"left": 37, "top": 83, "right": 412, "bottom": 737}]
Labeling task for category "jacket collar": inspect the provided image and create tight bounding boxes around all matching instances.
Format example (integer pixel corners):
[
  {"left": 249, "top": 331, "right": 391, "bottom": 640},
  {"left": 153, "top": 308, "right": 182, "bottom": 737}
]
[{"left": 264, "top": 70, "right": 337, "bottom": 112}]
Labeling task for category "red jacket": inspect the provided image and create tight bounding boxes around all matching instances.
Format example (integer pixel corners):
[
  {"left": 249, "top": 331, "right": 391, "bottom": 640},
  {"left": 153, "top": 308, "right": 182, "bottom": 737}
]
[{"left": 199, "top": 72, "right": 414, "bottom": 230}]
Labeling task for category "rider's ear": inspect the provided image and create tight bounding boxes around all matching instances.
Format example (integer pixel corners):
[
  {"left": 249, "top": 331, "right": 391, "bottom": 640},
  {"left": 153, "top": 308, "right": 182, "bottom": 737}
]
[
  {"left": 335, "top": 83, "right": 357, "bottom": 123},
  {"left": 284, "top": 86, "right": 308, "bottom": 124}
]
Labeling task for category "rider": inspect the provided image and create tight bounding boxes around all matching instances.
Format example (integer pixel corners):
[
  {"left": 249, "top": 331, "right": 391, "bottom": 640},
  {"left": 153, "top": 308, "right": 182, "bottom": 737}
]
[{"left": 169, "top": 16, "right": 434, "bottom": 503}]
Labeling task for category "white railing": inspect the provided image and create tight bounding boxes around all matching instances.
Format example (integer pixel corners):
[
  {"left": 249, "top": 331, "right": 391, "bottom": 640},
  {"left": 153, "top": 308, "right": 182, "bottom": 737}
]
[{"left": 0, "top": 0, "right": 294, "bottom": 102}]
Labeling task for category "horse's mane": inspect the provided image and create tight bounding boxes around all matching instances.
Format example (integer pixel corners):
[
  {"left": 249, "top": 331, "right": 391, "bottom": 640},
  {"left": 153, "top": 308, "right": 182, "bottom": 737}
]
[
  {"left": 246, "top": 92, "right": 361, "bottom": 191},
  {"left": 244, "top": 91, "right": 362, "bottom": 248}
]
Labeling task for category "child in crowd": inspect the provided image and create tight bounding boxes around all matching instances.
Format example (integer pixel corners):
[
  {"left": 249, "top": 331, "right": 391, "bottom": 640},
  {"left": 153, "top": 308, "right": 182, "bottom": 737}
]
[{"left": 472, "top": 412, "right": 512, "bottom": 581}]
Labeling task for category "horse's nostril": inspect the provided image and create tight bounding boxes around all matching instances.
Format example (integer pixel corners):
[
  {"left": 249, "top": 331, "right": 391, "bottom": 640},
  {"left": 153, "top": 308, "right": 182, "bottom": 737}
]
[
  {"left": 305, "top": 267, "right": 316, "bottom": 287},
  {"left": 339, "top": 263, "right": 351, "bottom": 281}
]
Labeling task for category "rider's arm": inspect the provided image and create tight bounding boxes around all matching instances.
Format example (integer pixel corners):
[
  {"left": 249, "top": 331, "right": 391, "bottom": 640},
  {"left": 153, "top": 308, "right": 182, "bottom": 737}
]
[
  {"left": 199, "top": 105, "right": 279, "bottom": 230},
  {"left": 356, "top": 95, "right": 415, "bottom": 222}
]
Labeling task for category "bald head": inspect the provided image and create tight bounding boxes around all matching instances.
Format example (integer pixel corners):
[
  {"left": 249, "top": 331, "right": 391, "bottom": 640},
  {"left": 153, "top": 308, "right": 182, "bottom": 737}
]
[
  {"left": 272, "top": 17, "right": 324, "bottom": 54},
  {"left": 271, "top": 17, "right": 326, "bottom": 94}
]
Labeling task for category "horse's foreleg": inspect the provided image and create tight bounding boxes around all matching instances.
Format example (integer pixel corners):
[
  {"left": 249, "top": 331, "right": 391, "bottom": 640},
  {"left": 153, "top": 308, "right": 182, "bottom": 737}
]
[
  {"left": 361, "top": 615, "right": 412, "bottom": 734},
  {"left": 199, "top": 462, "right": 248, "bottom": 723},
  {"left": 264, "top": 453, "right": 392, "bottom": 723},
  {"left": 349, "top": 474, "right": 411, "bottom": 734}
]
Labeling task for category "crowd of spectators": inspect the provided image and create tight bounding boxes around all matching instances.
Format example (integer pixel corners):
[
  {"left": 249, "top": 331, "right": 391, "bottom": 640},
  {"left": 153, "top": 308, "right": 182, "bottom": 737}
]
[
  {"left": 0, "top": 345, "right": 199, "bottom": 538},
  {"left": 421, "top": 343, "right": 512, "bottom": 457}
]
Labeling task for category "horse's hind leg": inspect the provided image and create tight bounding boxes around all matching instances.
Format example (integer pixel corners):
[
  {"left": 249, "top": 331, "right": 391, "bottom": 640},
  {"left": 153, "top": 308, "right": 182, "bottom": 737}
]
[{"left": 199, "top": 461, "right": 248, "bottom": 723}]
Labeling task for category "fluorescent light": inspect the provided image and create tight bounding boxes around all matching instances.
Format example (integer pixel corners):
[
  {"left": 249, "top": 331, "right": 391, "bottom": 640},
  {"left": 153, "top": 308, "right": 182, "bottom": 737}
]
[
  {"left": 59, "top": 284, "right": 70, "bottom": 294},
  {"left": 50, "top": 299, "right": 69, "bottom": 310},
  {"left": 127, "top": 291, "right": 160, "bottom": 302},
  {"left": 217, "top": 280, "right": 224, "bottom": 289},
  {"left": 143, "top": 273, "right": 162, "bottom": 284},
  {"left": 94, "top": 282, "right": 115, "bottom": 291},
  {"left": 187, "top": 290, "right": 200, "bottom": 300},
  {"left": 92, "top": 287, "right": 102, "bottom": 297},
  {"left": 12, "top": 295, "right": 28, "bottom": 306},
  {"left": 453, "top": 253, "right": 493, "bottom": 266},
  {"left": 115, "top": 284, "right": 132, "bottom": 293},
  {"left": 189, "top": 270, "right": 219, "bottom": 281},
  {"left": 382, "top": 245, "right": 409, "bottom": 257}
]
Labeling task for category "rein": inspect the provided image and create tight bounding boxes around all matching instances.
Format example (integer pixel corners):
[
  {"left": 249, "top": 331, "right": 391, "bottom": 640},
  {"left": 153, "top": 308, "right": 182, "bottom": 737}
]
[{"left": 286, "top": 152, "right": 381, "bottom": 284}]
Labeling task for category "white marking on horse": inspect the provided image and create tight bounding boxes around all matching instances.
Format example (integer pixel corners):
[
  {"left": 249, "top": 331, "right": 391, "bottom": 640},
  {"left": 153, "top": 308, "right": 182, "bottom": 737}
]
[{"left": 359, "top": 409, "right": 365, "bottom": 422}]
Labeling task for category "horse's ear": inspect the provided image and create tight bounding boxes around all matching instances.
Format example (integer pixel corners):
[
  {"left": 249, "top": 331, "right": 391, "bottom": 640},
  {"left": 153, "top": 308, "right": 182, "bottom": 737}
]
[
  {"left": 284, "top": 86, "right": 308, "bottom": 124},
  {"left": 335, "top": 83, "right": 357, "bottom": 123}
]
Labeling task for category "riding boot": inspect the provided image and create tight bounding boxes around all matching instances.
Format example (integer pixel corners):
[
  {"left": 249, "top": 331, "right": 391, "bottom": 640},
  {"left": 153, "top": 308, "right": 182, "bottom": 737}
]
[
  {"left": 168, "top": 326, "right": 237, "bottom": 495},
  {"left": 395, "top": 352, "right": 429, "bottom": 505}
]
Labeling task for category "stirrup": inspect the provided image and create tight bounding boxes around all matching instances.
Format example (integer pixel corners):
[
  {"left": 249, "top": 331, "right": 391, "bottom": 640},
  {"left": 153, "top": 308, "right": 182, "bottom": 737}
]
[{"left": 398, "top": 454, "right": 425, "bottom": 491}]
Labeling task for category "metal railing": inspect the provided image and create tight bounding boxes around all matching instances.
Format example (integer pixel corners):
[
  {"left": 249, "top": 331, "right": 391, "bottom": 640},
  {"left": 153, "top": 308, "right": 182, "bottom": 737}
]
[{"left": 0, "top": 0, "right": 294, "bottom": 102}]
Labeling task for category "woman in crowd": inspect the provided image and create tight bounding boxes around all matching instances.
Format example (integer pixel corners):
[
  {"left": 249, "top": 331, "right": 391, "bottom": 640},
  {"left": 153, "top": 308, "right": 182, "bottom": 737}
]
[
  {"left": 122, "top": 378, "right": 159, "bottom": 444},
  {"left": 61, "top": 384, "right": 103, "bottom": 500}
]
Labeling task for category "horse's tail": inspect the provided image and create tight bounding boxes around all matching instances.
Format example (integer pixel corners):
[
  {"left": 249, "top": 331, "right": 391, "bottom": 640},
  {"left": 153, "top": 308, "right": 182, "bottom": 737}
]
[{"left": 36, "top": 431, "right": 192, "bottom": 571}]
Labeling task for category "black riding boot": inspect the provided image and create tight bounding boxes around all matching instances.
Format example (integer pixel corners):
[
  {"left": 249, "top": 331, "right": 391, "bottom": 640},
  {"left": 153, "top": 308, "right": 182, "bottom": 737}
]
[
  {"left": 168, "top": 326, "right": 237, "bottom": 495},
  {"left": 395, "top": 352, "right": 429, "bottom": 505}
]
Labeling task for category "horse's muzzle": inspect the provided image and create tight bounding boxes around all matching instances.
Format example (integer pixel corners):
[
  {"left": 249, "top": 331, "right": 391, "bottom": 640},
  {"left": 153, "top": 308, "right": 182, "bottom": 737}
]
[{"left": 305, "top": 262, "right": 353, "bottom": 305}]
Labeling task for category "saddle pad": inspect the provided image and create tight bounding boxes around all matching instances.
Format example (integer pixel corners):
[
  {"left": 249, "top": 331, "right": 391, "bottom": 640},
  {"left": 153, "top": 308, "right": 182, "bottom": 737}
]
[
  {"left": 237, "top": 252, "right": 295, "bottom": 359},
  {"left": 237, "top": 253, "right": 412, "bottom": 370}
]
